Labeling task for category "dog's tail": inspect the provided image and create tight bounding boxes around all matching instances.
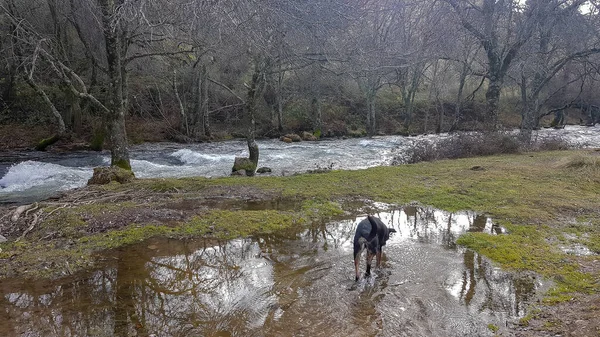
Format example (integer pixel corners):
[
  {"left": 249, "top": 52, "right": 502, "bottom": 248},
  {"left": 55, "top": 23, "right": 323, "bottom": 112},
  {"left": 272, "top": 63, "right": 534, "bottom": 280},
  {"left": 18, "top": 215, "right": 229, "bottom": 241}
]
[{"left": 366, "top": 215, "right": 378, "bottom": 241}]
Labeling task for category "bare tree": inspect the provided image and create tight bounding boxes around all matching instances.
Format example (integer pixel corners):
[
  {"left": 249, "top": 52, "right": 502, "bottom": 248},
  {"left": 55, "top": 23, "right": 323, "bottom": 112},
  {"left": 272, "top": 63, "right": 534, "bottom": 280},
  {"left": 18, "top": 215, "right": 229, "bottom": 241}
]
[
  {"left": 444, "top": 0, "right": 539, "bottom": 129},
  {"left": 517, "top": 0, "right": 600, "bottom": 141}
]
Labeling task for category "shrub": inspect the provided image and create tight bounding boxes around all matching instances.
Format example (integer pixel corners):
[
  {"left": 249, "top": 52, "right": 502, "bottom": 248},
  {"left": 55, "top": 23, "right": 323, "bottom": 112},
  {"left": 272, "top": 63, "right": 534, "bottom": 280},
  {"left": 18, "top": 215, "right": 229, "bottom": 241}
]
[
  {"left": 533, "top": 134, "right": 570, "bottom": 151},
  {"left": 396, "top": 131, "right": 569, "bottom": 164}
]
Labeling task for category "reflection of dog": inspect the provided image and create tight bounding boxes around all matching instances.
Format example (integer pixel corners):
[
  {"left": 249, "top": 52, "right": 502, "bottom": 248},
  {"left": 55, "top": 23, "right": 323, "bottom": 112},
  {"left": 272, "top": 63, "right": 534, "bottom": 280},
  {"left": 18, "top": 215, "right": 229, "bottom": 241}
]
[{"left": 353, "top": 215, "right": 396, "bottom": 281}]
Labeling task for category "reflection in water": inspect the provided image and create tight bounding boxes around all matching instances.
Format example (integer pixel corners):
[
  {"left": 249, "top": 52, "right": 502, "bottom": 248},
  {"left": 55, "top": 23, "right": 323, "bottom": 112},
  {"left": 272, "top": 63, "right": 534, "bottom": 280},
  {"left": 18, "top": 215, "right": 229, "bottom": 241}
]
[{"left": 1, "top": 206, "right": 542, "bottom": 337}]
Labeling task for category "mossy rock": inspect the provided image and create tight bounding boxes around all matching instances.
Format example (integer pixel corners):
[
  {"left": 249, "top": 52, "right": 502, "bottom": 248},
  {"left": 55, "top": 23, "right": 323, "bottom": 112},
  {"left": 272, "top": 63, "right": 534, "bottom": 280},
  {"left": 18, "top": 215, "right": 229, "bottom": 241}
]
[
  {"left": 231, "top": 169, "right": 247, "bottom": 176},
  {"left": 301, "top": 131, "right": 318, "bottom": 141},
  {"left": 284, "top": 134, "right": 302, "bottom": 142},
  {"left": 280, "top": 136, "right": 293, "bottom": 143},
  {"left": 87, "top": 166, "right": 135, "bottom": 185},
  {"left": 257, "top": 167, "right": 272, "bottom": 174},
  {"left": 232, "top": 157, "right": 256, "bottom": 176}
]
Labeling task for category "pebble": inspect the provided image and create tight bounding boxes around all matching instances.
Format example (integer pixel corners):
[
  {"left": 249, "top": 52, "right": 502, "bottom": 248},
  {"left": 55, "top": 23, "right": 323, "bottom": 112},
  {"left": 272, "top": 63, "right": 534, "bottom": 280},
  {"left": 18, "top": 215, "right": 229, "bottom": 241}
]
[{"left": 0, "top": 234, "right": 7, "bottom": 243}]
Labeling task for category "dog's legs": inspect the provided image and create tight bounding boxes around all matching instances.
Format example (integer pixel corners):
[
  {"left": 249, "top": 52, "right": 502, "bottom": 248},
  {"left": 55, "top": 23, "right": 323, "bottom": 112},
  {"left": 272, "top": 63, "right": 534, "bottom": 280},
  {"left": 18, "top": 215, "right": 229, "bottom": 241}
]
[
  {"left": 376, "top": 250, "right": 382, "bottom": 268},
  {"left": 365, "top": 251, "right": 375, "bottom": 276},
  {"left": 354, "top": 257, "right": 360, "bottom": 281}
]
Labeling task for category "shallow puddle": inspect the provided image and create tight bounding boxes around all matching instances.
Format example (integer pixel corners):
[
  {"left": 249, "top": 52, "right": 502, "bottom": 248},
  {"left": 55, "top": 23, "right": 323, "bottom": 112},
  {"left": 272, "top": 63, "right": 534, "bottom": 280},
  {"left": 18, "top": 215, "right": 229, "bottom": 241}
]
[{"left": 1, "top": 206, "right": 544, "bottom": 337}]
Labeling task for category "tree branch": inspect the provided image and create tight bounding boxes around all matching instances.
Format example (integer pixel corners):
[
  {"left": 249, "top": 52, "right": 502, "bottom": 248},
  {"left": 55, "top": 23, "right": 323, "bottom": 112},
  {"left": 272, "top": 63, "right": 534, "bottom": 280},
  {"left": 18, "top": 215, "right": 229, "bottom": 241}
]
[
  {"left": 38, "top": 48, "right": 110, "bottom": 114},
  {"left": 124, "top": 48, "right": 195, "bottom": 64},
  {"left": 208, "top": 78, "right": 245, "bottom": 103}
]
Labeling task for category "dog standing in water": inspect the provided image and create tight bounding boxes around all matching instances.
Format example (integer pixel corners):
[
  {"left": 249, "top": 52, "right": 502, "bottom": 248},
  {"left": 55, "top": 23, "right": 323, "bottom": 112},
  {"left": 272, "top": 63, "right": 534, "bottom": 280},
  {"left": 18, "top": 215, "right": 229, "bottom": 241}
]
[{"left": 353, "top": 215, "right": 396, "bottom": 281}]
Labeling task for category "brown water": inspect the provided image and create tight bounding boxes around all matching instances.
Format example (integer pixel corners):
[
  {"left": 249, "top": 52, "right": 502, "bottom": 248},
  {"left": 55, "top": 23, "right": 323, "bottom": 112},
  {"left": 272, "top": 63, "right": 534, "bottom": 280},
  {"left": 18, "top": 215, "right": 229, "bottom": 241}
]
[{"left": 0, "top": 206, "right": 544, "bottom": 337}]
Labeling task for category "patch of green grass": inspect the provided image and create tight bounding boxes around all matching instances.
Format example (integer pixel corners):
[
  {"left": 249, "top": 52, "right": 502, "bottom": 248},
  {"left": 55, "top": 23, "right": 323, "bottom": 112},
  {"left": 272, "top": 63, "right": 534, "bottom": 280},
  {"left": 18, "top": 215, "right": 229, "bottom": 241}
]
[
  {"left": 301, "top": 199, "right": 344, "bottom": 219},
  {"left": 487, "top": 324, "right": 499, "bottom": 333},
  {"left": 79, "top": 224, "right": 174, "bottom": 249},
  {"left": 542, "top": 320, "right": 562, "bottom": 329},
  {"left": 562, "top": 154, "right": 600, "bottom": 180},
  {"left": 457, "top": 222, "right": 598, "bottom": 301},
  {"left": 562, "top": 216, "right": 600, "bottom": 254},
  {"left": 183, "top": 210, "right": 303, "bottom": 239},
  {"left": 587, "top": 234, "right": 600, "bottom": 254},
  {"left": 518, "top": 307, "right": 539, "bottom": 327}
]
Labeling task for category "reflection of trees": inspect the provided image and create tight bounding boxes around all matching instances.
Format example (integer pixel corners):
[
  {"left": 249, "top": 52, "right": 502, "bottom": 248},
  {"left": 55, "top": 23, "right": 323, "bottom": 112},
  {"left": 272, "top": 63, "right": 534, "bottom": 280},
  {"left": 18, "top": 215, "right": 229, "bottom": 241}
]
[
  {"left": 395, "top": 206, "right": 475, "bottom": 246},
  {"left": 458, "top": 249, "right": 536, "bottom": 318},
  {"left": 256, "top": 219, "right": 355, "bottom": 261},
  {"left": 2, "top": 267, "right": 116, "bottom": 336},
  {"left": 1, "top": 238, "right": 274, "bottom": 337},
  {"left": 460, "top": 250, "right": 478, "bottom": 305},
  {"left": 114, "top": 250, "right": 147, "bottom": 337},
  {"left": 469, "top": 214, "right": 487, "bottom": 233},
  {"left": 0, "top": 287, "right": 15, "bottom": 336},
  {"left": 305, "top": 220, "right": 355, "bottom": 252}
]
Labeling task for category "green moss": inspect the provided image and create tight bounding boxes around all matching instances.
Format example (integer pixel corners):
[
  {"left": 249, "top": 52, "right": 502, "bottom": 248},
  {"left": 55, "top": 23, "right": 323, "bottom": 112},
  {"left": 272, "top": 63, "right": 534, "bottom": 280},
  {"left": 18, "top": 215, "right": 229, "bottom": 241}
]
[
  {"left": 232, "top": 157, "right": 257, "bottom": 175},
  {"left": 487, "top": 324, "right": 499, "bottom": 333},
  {"left": 562, "top": 216, "right": 600, "bottom": 254},
  {"left": 35, "top": 134, "right": 61, "bottom": 151},
  {"left": 113, "top": 159, "right": 132, "bottom": 171},
  {"left": 301, "top": 199, "right": 344, "bottom": 219},
  {"left": 80, "top": 224, "right": 173, "bottom": 249},
  {"left": 457, "top": 223, "right": 598, "bottom": 300},
  {"left": 519, "top": 307, "right": 542, "bottom": 326},
  {"left": 587, "top": 235, "right": 600, "bottom": 254},
  {"left": 542, "top": 320, "right": 561, "bottom": 329},
  {"left": 183, "top": 210, "right": 304, "bottom": 239},
  {"left": 76, "top": 201, "right": 138, "bottom": 215}
]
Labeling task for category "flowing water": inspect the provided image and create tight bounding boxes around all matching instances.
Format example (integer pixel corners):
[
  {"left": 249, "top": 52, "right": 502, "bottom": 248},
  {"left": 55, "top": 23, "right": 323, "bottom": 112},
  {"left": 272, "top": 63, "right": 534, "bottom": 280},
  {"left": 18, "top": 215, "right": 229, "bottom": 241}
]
[
  {"left": 1, "top": 206, "right": 546, "bottom": 337},
  {"left": 0, "top": 125, "right": 599, "bottom": 204}
]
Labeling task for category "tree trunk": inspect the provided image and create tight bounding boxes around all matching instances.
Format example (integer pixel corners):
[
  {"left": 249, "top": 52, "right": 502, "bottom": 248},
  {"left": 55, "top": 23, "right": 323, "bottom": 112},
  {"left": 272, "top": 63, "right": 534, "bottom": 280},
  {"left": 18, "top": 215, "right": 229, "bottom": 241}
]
[
  {"left": 400, "top": 66, "right": 422, "bottom": 132},
  {"left": 173, "top": 70, "right": 188, "bottom": 135},
  {"left": 99, "top": 0, "right": 131, "bottom": 170},
  {"left": 276, "top": 95, "right": 283, "bottom": 133},
  {"left": 243, "top": 60, "right": 262, "bottom": 176},
  {"left": 190, "top": 66, "right": 201, "bottom": 137},
  {"left": 520, "top": 101, "right": 538, "bottom": 144},
  {"left": 451, "top": 62, "right": 468, "bottom": 132},
  {"left": 200, "top": 64, "right": 211, "bottom": 138},
  {"left": 436, "top": 103, "right": 445, "bottom": 134},
  {"left": 485, "top": 73, "right": 502, "bottom": 130},
  {"left": 311, "top": 95, "right": 322, "bottom": 136},
  {"left": 273, "top": 67, "right": 284, "bottom": 133},
  {"left": 65, "top": 88, "right": 83, "bottom": 133},
  {"left": 366, "top": 89, "right": 376, "bottom": 136}
]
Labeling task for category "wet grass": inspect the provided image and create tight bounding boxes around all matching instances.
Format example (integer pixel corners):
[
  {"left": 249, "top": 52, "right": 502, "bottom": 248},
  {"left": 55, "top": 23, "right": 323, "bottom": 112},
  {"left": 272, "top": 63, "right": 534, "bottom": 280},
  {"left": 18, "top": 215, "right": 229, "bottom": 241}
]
[
  {"left": 457, "top": 222, "right": 598, "bottom": 300},
  {"left": 131, "top": 150, "right": 599, "bottom": 222},
  {"left": 1, "top": 150, "right": 599, "bottom": 296}
]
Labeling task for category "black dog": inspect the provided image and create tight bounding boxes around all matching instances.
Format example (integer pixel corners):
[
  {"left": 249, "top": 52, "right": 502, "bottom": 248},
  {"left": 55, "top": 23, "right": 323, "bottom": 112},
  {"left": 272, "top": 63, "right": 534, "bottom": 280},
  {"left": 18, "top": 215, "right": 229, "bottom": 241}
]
[{"left": 353, "top": 215, "right": 396, "bottom": 281}]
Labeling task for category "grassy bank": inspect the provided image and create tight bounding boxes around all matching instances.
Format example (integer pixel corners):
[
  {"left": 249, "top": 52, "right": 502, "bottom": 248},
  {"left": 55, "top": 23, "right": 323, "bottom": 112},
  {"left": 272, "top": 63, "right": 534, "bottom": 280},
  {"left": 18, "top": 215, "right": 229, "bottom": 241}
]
[{"left": 1, "top": 150, "right": 599, "bottom": 297}]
